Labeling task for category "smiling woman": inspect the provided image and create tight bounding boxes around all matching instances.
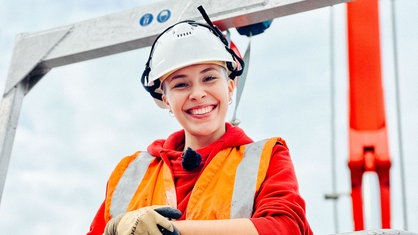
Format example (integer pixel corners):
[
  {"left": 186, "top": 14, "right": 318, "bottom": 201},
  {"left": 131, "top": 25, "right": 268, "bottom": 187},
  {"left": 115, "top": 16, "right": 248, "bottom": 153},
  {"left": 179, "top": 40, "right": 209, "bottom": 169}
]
[
  {"left": 86, "top": 7, "right": 313, "bottom": 235},
  {"left": 2, "top": 1, "right": 418, "bottom": 234}
]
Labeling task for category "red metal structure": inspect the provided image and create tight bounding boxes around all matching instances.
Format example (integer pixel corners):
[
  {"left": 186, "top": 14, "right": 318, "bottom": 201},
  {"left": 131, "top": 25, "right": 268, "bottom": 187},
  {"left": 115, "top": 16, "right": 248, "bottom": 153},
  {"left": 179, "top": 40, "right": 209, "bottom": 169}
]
[{"left": 347, "top": 0, "right": 392, "bottom": 230}]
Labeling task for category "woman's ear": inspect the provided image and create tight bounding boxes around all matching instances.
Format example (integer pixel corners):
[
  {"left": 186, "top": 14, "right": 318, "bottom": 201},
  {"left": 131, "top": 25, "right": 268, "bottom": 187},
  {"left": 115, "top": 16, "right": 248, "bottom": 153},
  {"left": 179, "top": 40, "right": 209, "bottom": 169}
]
[
  {"left": 227, "top": 79, "right": 235, "bottom": 97},
  {"left": 162, "top": 94, "right": 171, "bottom": 110}
]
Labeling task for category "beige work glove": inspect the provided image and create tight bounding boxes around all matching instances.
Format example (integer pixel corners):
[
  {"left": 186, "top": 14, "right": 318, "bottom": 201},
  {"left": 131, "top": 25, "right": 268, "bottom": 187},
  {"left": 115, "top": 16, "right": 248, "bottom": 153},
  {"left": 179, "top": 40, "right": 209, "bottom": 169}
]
[{"left": 104, "top": 205, "right": 182, "bottom": 235}]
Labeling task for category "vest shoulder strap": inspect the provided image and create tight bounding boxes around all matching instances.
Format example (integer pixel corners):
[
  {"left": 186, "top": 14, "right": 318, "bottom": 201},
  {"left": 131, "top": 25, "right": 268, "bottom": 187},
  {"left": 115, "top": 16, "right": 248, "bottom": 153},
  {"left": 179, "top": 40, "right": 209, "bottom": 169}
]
[
  {"left": 230, "top": 137, "right": 277, "bottom": 218},
  {"left": 108, "top": 151, "right": 155, "bottom": 218}
]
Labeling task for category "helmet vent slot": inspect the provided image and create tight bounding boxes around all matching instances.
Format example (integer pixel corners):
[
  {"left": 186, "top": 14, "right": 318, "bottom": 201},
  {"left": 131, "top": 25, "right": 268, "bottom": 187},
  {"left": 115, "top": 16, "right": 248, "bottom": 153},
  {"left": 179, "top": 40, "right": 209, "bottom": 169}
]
[{"left": 176, "top": 31, "right": 192, "bottom": 38}]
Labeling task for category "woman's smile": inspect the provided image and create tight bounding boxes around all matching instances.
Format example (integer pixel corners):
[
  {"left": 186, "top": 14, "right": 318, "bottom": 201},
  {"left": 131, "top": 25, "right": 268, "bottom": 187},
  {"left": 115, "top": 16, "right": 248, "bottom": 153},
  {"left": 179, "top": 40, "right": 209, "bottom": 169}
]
[{"left": 186, "top": 105, "right": 217, "bottom": 116}]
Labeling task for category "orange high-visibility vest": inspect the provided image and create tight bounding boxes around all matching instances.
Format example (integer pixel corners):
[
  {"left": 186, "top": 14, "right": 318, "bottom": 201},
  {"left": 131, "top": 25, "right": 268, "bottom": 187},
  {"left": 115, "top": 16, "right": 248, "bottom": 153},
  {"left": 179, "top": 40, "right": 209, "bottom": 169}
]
[{"left": 104, "top": 138, "right": 279, "bottom": 223}]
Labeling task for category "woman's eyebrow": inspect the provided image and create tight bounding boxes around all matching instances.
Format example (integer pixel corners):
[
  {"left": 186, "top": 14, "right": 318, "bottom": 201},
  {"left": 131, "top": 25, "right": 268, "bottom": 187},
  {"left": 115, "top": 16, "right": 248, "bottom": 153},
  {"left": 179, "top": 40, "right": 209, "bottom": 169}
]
[
  {"left": 169, "top": 67, "right": 218, "bottom": 81},
  {"left": 200, "top": 67, "right": 217, "bottom": 74},
  {"left": 169, "top": 74, "right": 187, "bottom": 81}
]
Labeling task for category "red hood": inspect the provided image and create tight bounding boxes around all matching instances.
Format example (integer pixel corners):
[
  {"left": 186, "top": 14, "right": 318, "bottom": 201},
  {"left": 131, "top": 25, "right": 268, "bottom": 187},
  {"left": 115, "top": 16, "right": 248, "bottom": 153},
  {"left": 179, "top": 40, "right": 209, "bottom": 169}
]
[{"left": 147, "top": 122, "right": 253, "bottom": 169}]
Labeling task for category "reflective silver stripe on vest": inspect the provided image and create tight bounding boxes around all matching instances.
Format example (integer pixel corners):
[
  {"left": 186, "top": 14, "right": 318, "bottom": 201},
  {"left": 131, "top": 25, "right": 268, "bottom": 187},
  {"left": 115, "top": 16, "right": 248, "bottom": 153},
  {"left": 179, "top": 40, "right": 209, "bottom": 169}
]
[
  {"left": 110, "top": 152, "right": 154, "bottom": 218},
  {"left": 231, "top": 139, "right": 269, "bottom": 218}
]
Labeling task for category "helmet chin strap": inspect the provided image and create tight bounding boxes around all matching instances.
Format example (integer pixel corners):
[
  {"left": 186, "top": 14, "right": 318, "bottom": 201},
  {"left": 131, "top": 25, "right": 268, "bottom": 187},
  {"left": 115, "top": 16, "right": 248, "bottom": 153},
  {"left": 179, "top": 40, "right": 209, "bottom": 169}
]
[{"left": 197, "top": 6, "right": 228, "bottom": 46}]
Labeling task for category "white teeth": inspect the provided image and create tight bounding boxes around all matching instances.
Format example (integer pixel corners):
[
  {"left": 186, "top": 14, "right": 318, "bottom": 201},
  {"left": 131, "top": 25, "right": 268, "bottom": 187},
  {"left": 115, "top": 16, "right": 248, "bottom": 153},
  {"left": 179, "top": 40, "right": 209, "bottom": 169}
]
[{"left": 191, "top": 106, "right": 212, "bottom": 115}]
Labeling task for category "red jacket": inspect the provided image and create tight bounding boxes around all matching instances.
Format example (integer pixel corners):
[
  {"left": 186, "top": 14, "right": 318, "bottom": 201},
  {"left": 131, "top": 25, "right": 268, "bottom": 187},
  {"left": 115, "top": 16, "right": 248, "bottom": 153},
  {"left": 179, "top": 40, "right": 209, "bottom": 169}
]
[{"left": 87, "top": 123, "right": 313, "bottom": 234}]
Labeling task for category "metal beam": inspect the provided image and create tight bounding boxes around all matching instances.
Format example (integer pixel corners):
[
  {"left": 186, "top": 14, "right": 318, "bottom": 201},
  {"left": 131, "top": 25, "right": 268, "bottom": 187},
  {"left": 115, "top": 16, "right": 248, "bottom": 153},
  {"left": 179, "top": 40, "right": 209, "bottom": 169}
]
[
  {"left": 0, "top": 83, "right": 28, "bottom": 201},
  {"left": 4, "top": 0, "right": 349, "bottom": 93},
  {"left": 0, "top": 0, "right": 349, "bottom": 203}
]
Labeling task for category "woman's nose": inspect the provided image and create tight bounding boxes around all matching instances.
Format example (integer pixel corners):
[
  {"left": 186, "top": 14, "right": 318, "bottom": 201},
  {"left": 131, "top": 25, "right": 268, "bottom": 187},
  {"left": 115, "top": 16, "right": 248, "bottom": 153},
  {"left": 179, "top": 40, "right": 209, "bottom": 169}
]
[{"left": 189, "top": 84, "right": 207, "bottom": 101}]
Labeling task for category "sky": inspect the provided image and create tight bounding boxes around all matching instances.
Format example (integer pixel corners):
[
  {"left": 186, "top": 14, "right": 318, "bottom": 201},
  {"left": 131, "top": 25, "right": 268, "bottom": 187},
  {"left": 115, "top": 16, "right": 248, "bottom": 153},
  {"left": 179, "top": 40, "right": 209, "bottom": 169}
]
[{"left": 0, "top": 0, "right": 417, "bottom": 234}]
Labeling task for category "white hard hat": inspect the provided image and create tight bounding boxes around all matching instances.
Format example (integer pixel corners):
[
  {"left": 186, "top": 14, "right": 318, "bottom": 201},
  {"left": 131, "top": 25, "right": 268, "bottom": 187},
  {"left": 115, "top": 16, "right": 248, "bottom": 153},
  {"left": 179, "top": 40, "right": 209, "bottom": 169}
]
[{"left": 141, "top": 20, "right": 243, "bottom": 108}]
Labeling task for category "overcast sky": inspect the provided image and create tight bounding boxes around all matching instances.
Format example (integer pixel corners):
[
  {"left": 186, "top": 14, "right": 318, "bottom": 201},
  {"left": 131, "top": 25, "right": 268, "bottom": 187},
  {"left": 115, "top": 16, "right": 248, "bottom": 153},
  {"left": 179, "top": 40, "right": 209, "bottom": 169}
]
[{"left": 0, "top": 0, "right": 417, "bottom": 234}]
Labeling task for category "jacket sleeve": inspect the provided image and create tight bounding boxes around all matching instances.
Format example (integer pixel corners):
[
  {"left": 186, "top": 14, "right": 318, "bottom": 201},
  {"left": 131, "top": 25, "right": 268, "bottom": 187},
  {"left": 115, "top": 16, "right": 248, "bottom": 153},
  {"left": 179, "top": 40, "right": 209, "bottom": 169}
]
[
  {"left": 86, "top": 200, "right": 106, "bottom": 235},
  {"left": 250, "top": 141, "right": 313, "bottom": 235}
]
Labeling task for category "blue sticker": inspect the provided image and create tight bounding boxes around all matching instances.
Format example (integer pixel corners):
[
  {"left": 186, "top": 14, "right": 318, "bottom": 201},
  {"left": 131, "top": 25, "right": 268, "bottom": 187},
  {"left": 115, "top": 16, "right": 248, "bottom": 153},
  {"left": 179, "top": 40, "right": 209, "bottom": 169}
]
[
  {"left": 157, "top": 9, "right": 171, "bottom": 23},
  {"left": 139, "top": 13, "right": 153, "bottom": 26}
]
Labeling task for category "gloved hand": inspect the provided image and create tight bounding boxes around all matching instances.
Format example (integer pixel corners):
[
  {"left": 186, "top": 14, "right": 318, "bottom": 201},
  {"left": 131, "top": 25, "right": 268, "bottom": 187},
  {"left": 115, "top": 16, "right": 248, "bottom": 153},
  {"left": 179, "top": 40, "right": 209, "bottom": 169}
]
[{"left": 104, "top": 205, "right": 182, "bottom": 235}]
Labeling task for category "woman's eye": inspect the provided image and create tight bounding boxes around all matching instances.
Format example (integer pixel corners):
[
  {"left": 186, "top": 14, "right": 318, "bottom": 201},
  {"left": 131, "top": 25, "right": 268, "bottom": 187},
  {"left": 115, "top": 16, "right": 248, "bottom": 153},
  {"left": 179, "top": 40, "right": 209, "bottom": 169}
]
[
  {"left": 173, "top": 82, "right": 188, "bottom": 89},
  {"left": 204, "top": 76, "right": 217, "bottom": 82}
]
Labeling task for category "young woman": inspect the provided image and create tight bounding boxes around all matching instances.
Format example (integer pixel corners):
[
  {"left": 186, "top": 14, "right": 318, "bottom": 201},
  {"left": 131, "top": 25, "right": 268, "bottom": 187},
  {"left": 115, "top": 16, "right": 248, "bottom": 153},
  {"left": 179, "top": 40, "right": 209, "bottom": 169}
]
[{"left": 87, "top": 14, "right": 313, "bottom": 235}]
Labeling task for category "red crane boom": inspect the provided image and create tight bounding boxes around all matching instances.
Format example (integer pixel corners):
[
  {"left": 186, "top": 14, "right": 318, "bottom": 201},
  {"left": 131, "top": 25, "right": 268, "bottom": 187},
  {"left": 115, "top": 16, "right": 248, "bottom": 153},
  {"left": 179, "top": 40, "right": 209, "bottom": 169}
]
[{"left": 347, "top": 0, "right": 392, "bottom": 230}]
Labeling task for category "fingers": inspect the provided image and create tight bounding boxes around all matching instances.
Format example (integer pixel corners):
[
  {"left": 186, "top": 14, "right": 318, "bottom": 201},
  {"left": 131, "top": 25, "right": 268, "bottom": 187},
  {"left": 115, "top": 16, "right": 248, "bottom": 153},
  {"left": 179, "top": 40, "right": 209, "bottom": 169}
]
[
  {"left": 116, "top": 210, "right": 142, "bottom": 234},
  {"left": 154, "top": 207, "right": 182, "bottom": 220},
  {"left": 153, "top": 210, "right": 175, "bottom": 231},
  {"left": 116, "top": 207, "right": 176, "bottom": 235},
  {"left": 157, "top": 224, "right": 180, "bottom": 235},
  {"left": 104, "top": 213, "right": 124, "bottom": 235},
  {"left": 105, "top": 206, "right": 182, "bottom": 235}
]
